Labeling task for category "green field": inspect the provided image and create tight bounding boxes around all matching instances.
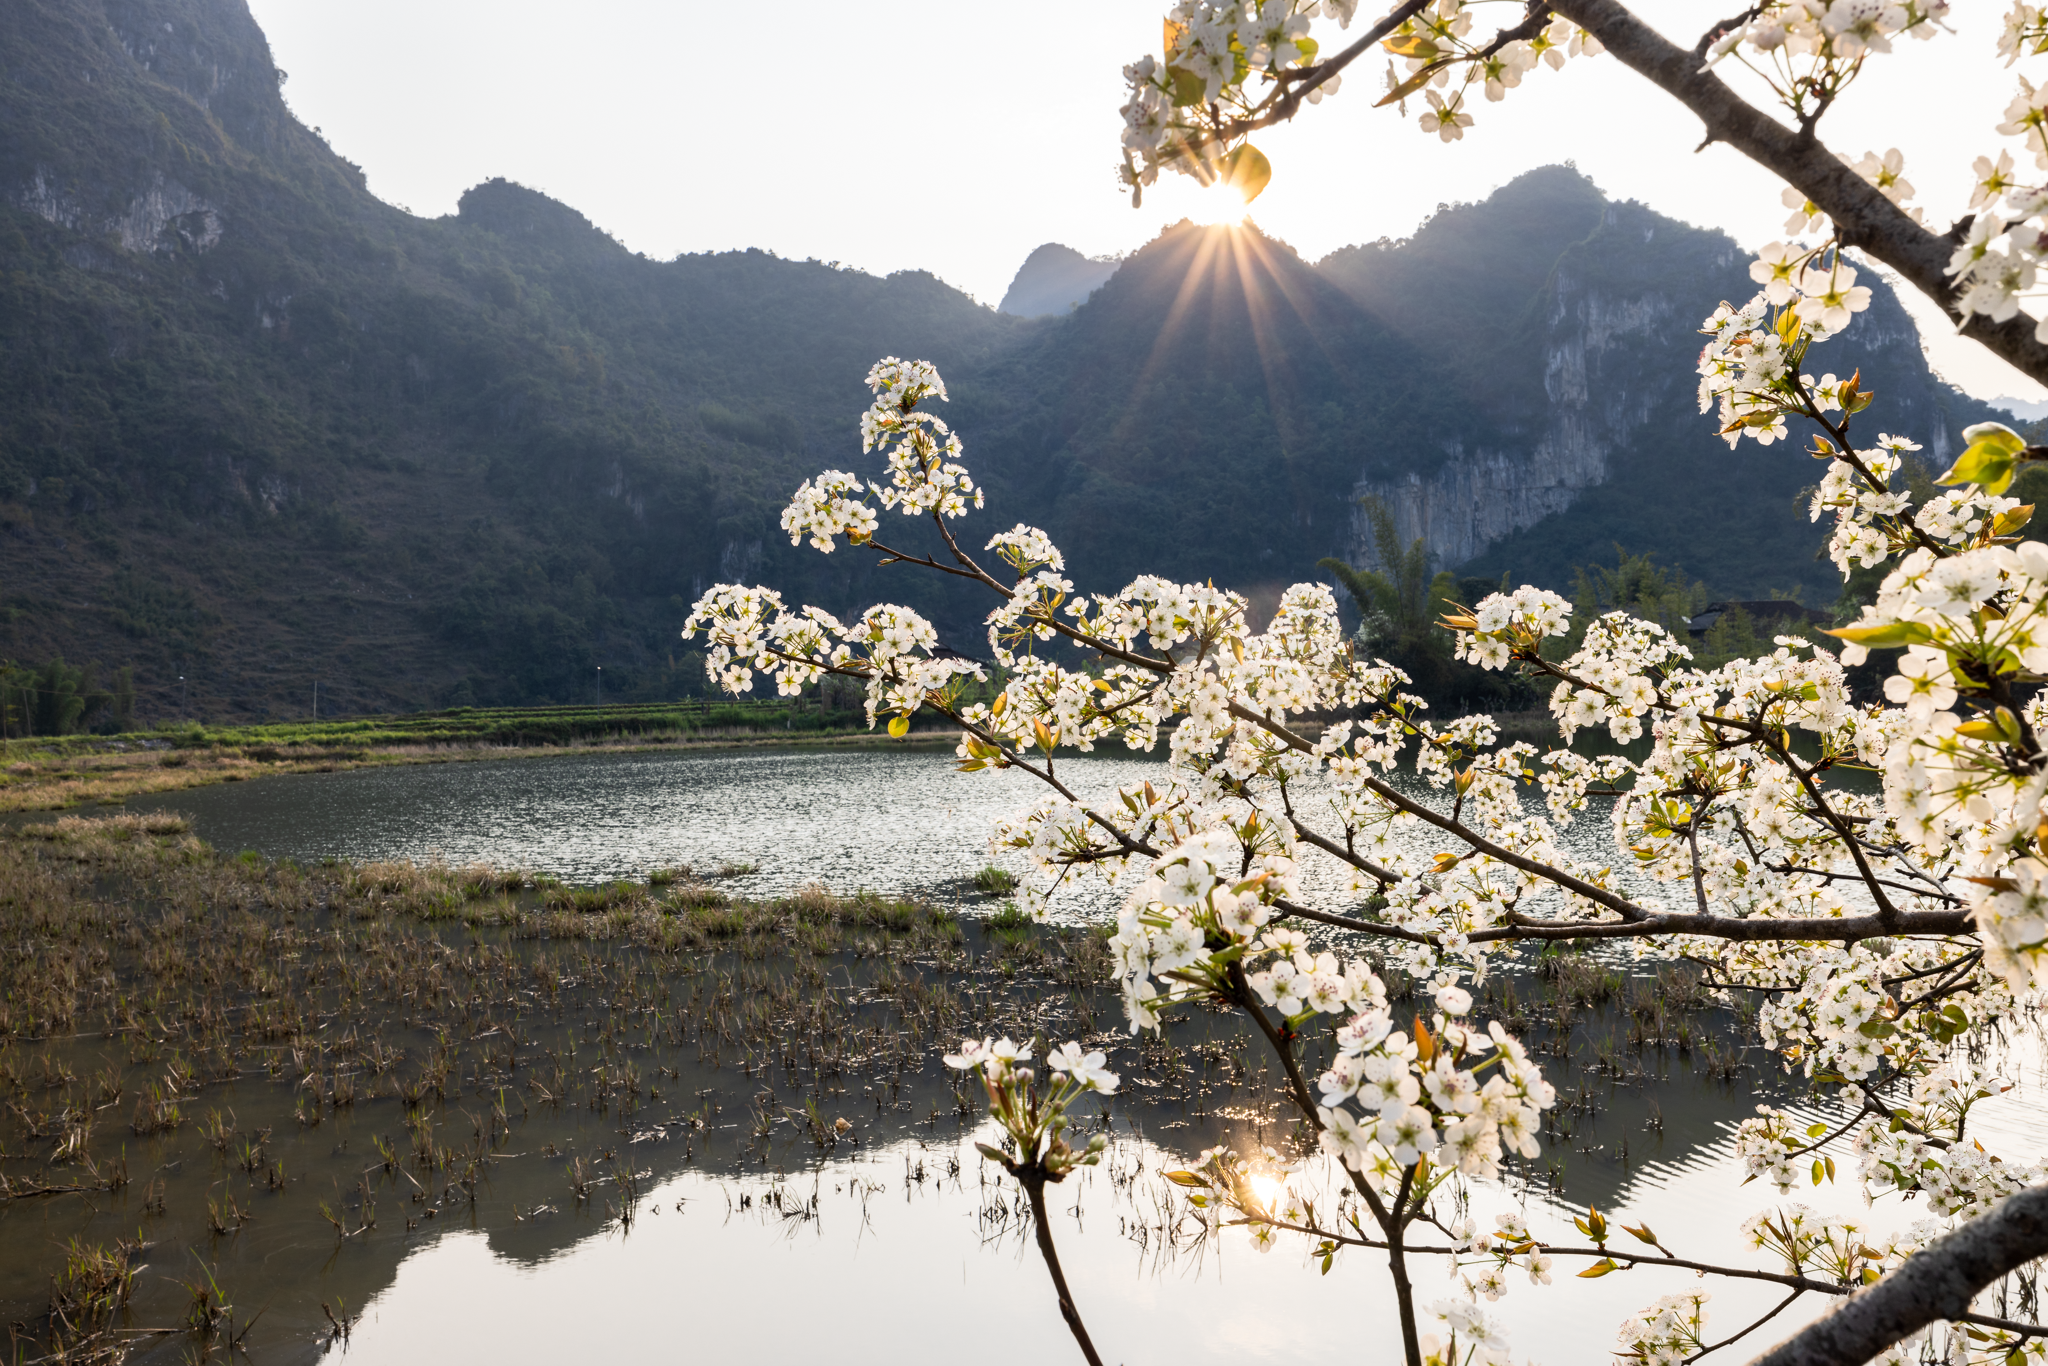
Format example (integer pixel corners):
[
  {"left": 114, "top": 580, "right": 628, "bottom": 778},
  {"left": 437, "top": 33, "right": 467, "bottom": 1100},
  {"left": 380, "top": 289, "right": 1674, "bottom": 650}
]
[{"left": 0, "top": 694, "right": 972, "bottom": 760}]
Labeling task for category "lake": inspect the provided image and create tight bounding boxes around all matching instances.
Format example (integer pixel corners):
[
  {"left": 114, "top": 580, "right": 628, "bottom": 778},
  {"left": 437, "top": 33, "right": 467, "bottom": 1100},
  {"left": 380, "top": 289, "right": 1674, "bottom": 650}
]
[{"left": 0, "top": 744, "right": 2018, "bottom": 1362}]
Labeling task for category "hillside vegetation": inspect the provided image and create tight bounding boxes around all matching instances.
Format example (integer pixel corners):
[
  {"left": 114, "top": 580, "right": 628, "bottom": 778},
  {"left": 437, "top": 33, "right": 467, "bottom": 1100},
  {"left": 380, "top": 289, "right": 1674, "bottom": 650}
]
[{"left": 0, "top": 0, "right": 2003, "bottom": 721}]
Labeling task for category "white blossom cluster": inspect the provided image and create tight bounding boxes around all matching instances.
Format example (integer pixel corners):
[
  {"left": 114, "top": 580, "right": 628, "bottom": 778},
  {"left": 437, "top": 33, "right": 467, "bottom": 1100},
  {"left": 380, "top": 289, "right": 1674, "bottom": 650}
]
[
  {"left": 1704, "top": 2, "right": 2048, "bottom": 341},
  {"left": 780, "top": 469, "right": 876, "bottom": 553},
  {"left": 691, "top": 348, "right": 2048, "bottom": 1355},
  {"left": 776, "top": 358, "right": 979, "bottom": 557},
  {"left": 1702, "top": 2, "right": 1949, "bottom": 71},
  {"left": 1854, "top": 1066, "right": 2047, "bottom": 1219},
  {"left": 1445, "top": 1210, "right": 1556, "bottom": 1298},
  {"left": 862, "top": 356, "right": 981, "bottom": 519},
  {"left": 1742, "top": 1203, "right": 1897, "bottom": 1285},
  {"left": 1115, "top": 0, "right": 1600, "bottom": 202},
  {"left": 1109, "top": 828, "right": 1315, "bottom": 1029},
  {"left": 1694, "top": 286, "right": 1866, "bottom": 453},
  {"left": 1312, "top": 986, "right": 1555, "bottom": 1186},
  {"left": 1825, "top": 541, "right": 2048, "bottom": 986},
  {"left": 1419, "top": 1297, "right": 1515, "bottom": 1366},
  {"left": 1808, "top": 433, "right": 1917, "bottom": 575},
  {"left": 1450, "top": 584, "right": 1570, "bottom": 669},
  {"left": 944, "top": 1036, "right": 1118, "bottom": 1181},
  {"left": 683, "top": 586, "right": 981, "bottom": 723},
  {"left": 984, "top": 523, "right": 1064, "bottom": 577},
  {"left": 1614, "top": 1291, "right": 1711, "bottom": 1366},
  {"left": 1373, "top": 6, "right": 1602, "bottom": 145}
]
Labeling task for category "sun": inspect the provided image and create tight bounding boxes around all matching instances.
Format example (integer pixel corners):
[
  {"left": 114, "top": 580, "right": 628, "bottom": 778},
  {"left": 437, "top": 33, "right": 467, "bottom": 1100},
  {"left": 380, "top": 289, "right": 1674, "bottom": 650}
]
[{"left": 1195, "top": 182, "right": 1250, "bottom": 225}]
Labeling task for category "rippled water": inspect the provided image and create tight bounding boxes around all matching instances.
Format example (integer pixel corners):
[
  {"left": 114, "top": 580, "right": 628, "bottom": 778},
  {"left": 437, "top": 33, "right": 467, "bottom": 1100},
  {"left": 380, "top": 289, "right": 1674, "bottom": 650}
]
[
  {"left": 131, "top": 743, "right": 1670, "bottom": 921},
  {"left": 137, "top": 746, "right": 1147, "bottom": 911},
  {"left": 90, "top": 746, "right": 2048, "bottom": 1363}
]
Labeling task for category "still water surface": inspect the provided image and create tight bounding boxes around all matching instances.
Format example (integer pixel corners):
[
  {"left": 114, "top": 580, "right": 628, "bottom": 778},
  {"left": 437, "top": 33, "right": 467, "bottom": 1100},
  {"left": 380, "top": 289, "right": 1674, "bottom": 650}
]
[{"left": 104, "top": 746, "right": 2048, "bottom": 1362}]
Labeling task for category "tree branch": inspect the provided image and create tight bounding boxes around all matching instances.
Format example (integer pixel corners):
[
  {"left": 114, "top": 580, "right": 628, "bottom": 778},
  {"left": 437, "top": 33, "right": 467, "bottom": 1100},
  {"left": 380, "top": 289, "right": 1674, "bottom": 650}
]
[
  {"left": 1546, "top": 0, "right": 2048, "bottom": 385},
  {"left": 1746, "top": 1183, "right": 2048, "bottom": 1365}
]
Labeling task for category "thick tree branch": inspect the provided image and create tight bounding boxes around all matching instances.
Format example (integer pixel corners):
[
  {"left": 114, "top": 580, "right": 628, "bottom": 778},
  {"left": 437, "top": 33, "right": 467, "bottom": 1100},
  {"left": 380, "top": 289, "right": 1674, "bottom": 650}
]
[
  {"left": 1546, "top": 0, "right": 2048, "bottom": 385},
  {"left": 1746, "top": 1183, "right": 2048, "bottom": 1366}
]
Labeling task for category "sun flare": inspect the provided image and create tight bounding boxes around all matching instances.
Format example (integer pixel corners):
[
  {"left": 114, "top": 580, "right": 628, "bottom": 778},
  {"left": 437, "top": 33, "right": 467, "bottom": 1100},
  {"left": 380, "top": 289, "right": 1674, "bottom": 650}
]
[{"left": 1195, "top": 183, "right": 1250, "bottom": 225}]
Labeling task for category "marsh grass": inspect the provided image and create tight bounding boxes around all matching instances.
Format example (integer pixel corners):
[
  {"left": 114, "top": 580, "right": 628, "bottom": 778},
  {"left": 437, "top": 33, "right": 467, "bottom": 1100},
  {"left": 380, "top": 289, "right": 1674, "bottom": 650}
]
[
  {"left": 0, "top": 814, "right": 1118, "bottom": 1362},
  {"left": 969, "top": 865, "right": 1019, "bottom": 896},
  {"left": 0, "top": 816, "right": 1779, "bottom": 1365}
]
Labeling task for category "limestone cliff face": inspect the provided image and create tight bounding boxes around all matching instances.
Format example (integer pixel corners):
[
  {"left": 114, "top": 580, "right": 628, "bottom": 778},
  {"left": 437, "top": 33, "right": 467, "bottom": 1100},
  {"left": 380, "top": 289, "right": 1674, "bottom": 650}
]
[
  {"left": 1332, "top": 193, "right": 1983, "bottom": 592},
  {"left": 21, "top": 168, "right": 221, "bottom": 253},
  {"left": 1347, "top": 212, "right": 1705, "bottom": 570}
]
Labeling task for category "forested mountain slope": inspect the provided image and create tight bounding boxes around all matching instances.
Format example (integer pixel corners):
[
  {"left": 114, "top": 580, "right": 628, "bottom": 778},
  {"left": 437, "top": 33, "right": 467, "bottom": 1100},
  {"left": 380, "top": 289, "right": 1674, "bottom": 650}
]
[
  {"left": 0, "top": 0, "right": 1024, "bottom": 714},
  {"left": 1316, "top": 167, "right": 1999, "bottom": 601},
  {"left": 0, "top": 0, "right": 2003, "bottom": 720}
]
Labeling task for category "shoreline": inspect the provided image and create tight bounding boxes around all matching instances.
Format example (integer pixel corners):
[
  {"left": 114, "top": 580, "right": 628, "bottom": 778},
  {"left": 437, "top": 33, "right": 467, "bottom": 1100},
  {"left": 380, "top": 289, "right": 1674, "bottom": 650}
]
[
  {"left": 0, "top": 726, "right": 966, "bottom": 813},
  {"left": 0, "top": 707, "right": 1563, "bottom": 813}
]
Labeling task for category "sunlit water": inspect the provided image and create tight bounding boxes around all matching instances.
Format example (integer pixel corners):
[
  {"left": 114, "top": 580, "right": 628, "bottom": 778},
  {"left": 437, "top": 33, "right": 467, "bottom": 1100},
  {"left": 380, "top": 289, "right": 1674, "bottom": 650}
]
[
  {"left": 131, "top": 743, "right": 1692, "bottom": 921},
  {"left": 82, "top": 746, "right": 2048, "bottom": 1362}
]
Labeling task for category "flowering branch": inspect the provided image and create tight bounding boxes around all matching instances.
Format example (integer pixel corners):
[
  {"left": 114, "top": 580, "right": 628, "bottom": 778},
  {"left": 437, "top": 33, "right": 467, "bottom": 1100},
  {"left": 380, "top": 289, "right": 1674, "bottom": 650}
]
[
  {"left": 1548, "top": 0, "right": 2048, "bottom": 383},
  {"left": 1747, "top": 1184, "right": 2048, "bottom": 1365},
  {"left": 688, "top": 332, "right": 2048, "bottom": 1365},
  {"left": 945, "top": 1039, "right": 1119, "bottom": 1366}
]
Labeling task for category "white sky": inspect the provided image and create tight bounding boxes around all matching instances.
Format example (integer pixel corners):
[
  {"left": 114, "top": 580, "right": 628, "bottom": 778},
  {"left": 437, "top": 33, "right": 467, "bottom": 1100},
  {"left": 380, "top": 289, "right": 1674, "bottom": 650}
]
[{"left": 247, "top": 0, "right": 2044, "bottom": 402}]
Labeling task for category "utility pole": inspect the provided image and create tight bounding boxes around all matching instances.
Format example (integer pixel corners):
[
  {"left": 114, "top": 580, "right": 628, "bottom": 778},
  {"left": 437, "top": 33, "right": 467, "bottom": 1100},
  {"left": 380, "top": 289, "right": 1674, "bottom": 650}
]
[
  {"left": 178, "top": 675, "right": 186, "bottom": 718},
  {"left": 596, "top": 665, "right": 603, "bottom": 710}
]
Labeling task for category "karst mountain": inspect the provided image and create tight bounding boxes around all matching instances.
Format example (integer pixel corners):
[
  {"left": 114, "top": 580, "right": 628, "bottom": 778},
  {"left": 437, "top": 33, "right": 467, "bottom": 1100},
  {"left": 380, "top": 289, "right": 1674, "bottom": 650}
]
[{"left": 0, "top": 0, "right": 2002, "bottom": 716}]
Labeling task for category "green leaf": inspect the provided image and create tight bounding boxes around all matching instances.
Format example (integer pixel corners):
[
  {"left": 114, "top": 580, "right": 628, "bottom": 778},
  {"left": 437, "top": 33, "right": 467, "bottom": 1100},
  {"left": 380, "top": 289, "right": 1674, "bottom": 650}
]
[
  {"left": 1939, "top": 423, "right": 2029, "bottom": 495},
  {"left": 1221, "top": 144, "right": 1272, "bottom": 205},
  {"left": 1163, "top": 1170, "right": 1207, "bottom": 1187},
  {"left": 1167, "top": 64, "right": 1207, "bottom": 107},
  {"left": 1963, "top": 421, "right": 2028, "bottom": 459},
  {"left": 1955, "top": 707, "right": 2023, "bottom": 745},
  {"left": 1822, "top": 621, "right": 1933, "bottom": 649},
  {"left": 1993, "top": 504, "right": 2036, "bottom": 538},
  {"left": 1576, "top": 1257, "right": 1620, "bottom": 1278},
  {"left": 1374, "top": 61, "right": 1445, "bottom": 107},
  {"left": 1381, "top": 32, "right": 1439, "bottom": 59}
]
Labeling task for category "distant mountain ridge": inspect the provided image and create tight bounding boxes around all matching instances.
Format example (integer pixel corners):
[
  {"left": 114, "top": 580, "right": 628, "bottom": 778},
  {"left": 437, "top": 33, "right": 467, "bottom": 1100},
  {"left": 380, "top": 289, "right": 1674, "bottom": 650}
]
[
  {"left": 0, "top": 0, "right": 2001, "bottom": 720},
  {"left": 998, "top": 244, "right": 1120, "bottom": 317}
]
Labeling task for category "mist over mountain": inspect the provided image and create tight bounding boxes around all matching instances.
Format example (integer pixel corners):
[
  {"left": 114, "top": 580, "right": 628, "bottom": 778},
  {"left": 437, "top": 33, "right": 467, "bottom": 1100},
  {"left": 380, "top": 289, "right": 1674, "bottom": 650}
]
[{"left": 0, "top": 0, "right": 2003, "bottom": 719}]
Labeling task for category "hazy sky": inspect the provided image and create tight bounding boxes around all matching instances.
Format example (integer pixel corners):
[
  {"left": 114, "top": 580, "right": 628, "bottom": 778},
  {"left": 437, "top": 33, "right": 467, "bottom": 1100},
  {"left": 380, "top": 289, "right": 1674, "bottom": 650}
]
[{"left": 247, "top": 0, "right": 2042, "bottom": 402}]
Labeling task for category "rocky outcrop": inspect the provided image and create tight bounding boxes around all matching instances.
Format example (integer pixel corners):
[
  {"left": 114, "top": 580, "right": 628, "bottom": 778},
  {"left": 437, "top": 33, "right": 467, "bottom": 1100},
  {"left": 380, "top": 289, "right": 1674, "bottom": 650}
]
[
  {"left": 1335, "top": 191, "right": 1978, "bottom": 584},
  {"left": 19, "top": 168, "right": 221, "bottom": 254},
  {"left": 1347, "top": 240, "right": 1677, "bottom": 569}
]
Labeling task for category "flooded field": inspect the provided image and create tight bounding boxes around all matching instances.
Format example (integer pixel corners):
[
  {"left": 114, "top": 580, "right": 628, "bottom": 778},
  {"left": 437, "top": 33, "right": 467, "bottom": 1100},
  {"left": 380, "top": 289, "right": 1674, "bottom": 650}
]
[{"left": 0, "top": 748, "right": 2036, "bottom": 1362}]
